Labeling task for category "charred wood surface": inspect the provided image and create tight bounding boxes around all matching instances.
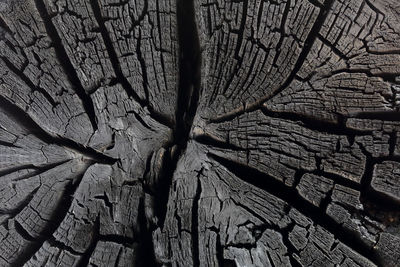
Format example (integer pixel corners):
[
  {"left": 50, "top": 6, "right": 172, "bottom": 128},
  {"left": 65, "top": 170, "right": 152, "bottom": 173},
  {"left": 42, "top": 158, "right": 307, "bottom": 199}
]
[{"left": 0, "top": 0, "right": 399, "bottom": 266}]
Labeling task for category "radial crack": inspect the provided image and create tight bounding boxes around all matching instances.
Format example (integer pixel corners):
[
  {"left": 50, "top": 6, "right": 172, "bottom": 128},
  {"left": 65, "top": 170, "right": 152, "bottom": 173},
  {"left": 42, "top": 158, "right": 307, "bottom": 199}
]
[
  {"left": 32, "top": 0, "right": 98, "bottom": 131},
  {"left": 208, "top": 152, "right": 380, "bottom": 265}
]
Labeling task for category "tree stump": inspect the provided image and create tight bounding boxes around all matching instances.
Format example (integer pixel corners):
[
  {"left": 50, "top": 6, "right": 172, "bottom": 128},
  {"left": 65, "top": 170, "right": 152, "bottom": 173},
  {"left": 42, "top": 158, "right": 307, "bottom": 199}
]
[{"left": 0, "top": 0, "right": 399, "bottom": 266}]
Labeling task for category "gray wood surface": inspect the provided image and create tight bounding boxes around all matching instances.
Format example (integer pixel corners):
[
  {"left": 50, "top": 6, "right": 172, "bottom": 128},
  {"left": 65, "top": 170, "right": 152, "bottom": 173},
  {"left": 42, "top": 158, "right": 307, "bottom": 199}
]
[{"left": 0, "top": 0, "right": 399, "bottom": 266}]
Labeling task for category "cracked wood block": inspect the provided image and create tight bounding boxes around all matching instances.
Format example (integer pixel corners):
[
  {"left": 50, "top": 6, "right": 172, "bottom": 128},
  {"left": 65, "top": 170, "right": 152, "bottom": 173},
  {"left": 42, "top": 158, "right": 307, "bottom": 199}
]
[
  {"left": 371, "top": 161, "right": 400, "bottom": 203},
  {"left": 0, "top": 0, "right": 399, "bottom": 266}
]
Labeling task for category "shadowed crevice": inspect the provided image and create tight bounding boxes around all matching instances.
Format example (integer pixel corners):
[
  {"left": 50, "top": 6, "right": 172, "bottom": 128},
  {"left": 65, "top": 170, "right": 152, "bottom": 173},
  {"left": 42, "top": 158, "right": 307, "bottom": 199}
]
[
  {"left": 147, "top": 0, "right": 202, "bottom": 264},
  {"left": 155, "top": 0, "right": 202, "bottom": 228}
]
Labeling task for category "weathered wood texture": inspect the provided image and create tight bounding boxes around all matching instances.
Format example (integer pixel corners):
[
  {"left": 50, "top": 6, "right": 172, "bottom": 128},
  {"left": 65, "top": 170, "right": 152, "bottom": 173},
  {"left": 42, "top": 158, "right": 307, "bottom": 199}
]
[{"left": 0, "top": 0, "right": 399, "bottom": 266}]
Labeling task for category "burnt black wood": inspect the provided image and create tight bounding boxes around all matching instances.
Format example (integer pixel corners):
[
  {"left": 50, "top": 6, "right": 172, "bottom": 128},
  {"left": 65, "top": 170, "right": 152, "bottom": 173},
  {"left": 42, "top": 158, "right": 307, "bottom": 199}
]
[{"left": 0, "top": 0, "right": 399, "bottom": 266}]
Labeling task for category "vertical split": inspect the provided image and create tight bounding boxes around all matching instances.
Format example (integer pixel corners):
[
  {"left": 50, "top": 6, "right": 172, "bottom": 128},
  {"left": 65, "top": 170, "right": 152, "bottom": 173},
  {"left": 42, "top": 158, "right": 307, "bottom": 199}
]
[
  {"left": 175, "top": 0, "right": 202, "bottom": 144},
  {"left": 155, "top": 0, "right": 201, "bottom": 231},
  {"left": 146, "top": 0, "right": 202, "bottom": 264}
]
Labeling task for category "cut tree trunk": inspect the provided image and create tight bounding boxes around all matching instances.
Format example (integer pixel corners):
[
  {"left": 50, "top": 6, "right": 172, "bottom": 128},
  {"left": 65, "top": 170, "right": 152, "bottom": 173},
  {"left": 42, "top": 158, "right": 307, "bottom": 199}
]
[{"left": 0, "top": 0, "right": 399, "bottom": 266}]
